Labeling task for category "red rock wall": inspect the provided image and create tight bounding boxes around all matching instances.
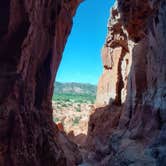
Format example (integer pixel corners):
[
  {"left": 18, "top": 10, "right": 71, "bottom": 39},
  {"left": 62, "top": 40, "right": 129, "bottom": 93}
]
[
  {"left": 94, "top": 0, "right": 166, "bottom": 165},
  {"left": 96, "top": 5, "right": 131, "bottom": 107},
  {"left": 118, "top": 0, "right": 166, "bottom": 140},
  {"left": 96, "top": 0, "right": 166, "bottom": 141},
  {"left": 0, "top": 0, "right": 82, "bottom": 165}
]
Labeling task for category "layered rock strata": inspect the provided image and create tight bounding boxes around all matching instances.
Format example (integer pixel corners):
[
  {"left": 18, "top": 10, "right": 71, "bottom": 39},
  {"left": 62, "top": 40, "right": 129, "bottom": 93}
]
[{"left": 0, "top": 0, "right": 82, "bottom": 166}]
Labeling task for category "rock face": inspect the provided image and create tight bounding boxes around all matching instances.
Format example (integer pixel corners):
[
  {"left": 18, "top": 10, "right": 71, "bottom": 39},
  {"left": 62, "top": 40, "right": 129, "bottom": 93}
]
[
  {"left": 92, "top": 0, "right": 166, "bottom": 165},
  {"left": 87, "top": 105, "right": 121, "bottom": 148},
  {"left": 0, "top": 0, "right": 82, "bottom": 166},
  {"left": 96, "top": 5, "right": 131, "bottom": 107}
]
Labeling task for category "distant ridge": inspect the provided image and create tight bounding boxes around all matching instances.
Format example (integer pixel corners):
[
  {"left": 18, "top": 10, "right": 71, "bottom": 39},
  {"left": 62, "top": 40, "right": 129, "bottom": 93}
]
[{"left": 54, "top": 82, "right": 97, "bottom": 96}]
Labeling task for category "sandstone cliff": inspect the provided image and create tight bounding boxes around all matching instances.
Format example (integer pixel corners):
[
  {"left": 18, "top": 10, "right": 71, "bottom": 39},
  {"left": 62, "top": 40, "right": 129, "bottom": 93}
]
[
  {"left": 91, "top": 0, "right": 166, "bottom": 165},
  {"left": 96, "top": 3, "right": 131, "bottom": 107},
  {"left": 0, "top": 0, "right": 82, "bottom": 165}
]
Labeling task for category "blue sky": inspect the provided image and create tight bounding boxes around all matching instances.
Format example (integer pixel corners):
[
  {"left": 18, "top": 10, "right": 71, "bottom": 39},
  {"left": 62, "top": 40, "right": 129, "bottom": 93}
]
[{"left": 56, "top": 0, "right": 115, "bottom": 85}]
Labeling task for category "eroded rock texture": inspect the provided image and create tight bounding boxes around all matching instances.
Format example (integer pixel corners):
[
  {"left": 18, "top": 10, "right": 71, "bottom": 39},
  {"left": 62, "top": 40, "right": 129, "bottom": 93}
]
[
  {"left": 96, "top": 4, "right": 131, "bottom": 107},
  {"left": 91, "top": 0, "right": 166, "bottom": 165},
  {"left": 0, "top": 0, "right": 82, "bottom": 166}
]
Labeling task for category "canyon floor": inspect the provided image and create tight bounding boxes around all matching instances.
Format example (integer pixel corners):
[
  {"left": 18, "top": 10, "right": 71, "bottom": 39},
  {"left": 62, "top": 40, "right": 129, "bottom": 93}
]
[{"left": 52, "top": 96, "right": 94, "bottom": 135}]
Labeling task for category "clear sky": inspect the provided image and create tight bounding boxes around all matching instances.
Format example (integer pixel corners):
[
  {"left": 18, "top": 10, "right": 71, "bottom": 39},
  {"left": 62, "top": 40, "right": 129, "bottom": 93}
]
[{"left": 56, "top": 0, "right": 115, "bottom": 85}]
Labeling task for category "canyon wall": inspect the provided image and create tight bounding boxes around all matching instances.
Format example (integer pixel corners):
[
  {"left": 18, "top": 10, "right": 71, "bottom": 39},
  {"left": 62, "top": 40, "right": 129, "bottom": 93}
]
[
  {"left": 0, "top": 0, "right": 82, "bottom": 165},
  {"left": 93, "top": 0, "right": 166, "bottom": 165},
  {"left": 96, "top": 4, "right": 131, "bottom": 107}
]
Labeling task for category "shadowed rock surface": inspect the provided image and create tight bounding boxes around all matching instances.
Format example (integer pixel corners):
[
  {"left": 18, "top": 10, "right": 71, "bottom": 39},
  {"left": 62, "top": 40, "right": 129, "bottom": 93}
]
[
  {"left": 0, "top": 0, "right": 82, "bottom": 165},
  {"left": 89, "top": 0, "right": 166, "bottom": 165}
]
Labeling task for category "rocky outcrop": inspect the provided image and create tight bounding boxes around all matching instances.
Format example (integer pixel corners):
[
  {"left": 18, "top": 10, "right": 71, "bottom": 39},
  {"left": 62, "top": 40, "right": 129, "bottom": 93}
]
[
  {"left": 117, "top": 0, "right": 166, "bottom": 137},
  {"left": 87, "top": 105, "right": 121, "bottom": 149},
  {"left": 0, "top": 0, "right": 82, "bottom": 165},
  {"left": 92, "top": 0, "right": 166, "bottom": 165},
  {"left": 96, "top": 5, "right": 131, "bottom": 107}
]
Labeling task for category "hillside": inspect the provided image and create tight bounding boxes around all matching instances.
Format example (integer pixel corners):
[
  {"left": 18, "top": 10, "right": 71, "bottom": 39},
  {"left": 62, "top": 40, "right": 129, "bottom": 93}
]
[{"left": 54, "top": 82, "right": 97, "bottom": 95}]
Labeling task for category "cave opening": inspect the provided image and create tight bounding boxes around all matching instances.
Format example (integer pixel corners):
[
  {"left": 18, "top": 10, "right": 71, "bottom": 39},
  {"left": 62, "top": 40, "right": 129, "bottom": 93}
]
[
  {"left": 52, "top": 0, "right": 115, "bottom": 145},
  {"left": 0, "top": 0, "right": 165, "bottom": 165}
]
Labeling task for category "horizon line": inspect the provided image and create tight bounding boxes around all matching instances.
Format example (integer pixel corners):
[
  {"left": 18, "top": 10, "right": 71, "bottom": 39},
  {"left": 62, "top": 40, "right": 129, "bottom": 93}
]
[{"left": 55, "top": 80, "right": 97, "bottom": 86}]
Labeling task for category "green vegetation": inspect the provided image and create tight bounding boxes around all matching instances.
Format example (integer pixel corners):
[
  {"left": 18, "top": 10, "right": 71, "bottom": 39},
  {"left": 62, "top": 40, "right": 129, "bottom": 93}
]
[
  {"left": 52, "top": 93, "right": 96, "bottom": 104},
  {"left": 54, "top": 82, "right": 97, "bottom": 96},
  {"left": 57, "top": 105, "right": 62, "bottom": 109},
  {"left": 52, "top": 82, "right": 96, "bottom": 113},
  {"left": 76, "top": 106, "right": 81, "bottom": 112},
  {"left": 53, "top": 117, "right": 59, "bottom": 123},
  {"left": 61, "top": 103, "right": 68, "bottom": 107},
  {"left": 72, "top": 116, "right": 81, "bottom": 126}
]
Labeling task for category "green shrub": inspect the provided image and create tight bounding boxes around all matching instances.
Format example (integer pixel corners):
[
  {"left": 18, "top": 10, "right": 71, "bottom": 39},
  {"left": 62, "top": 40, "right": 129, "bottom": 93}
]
[
  {"left": 52, "top": 93, "right": 96, "bottom": 105},
  {"left": 73, "top": 117, "right": 81, "bottom": 126},
  {"left": 57, "top": 105, "right": 62, "bottom": 109},
  {"left": 61, "top": 103, "right": 68, "bottom": 107},
  {"left": 76, "top": 106, "right": 81, "bottom": 112},
  {"left": 53, "top": 117, "right": 59, "bottom": 123},
  {"left": 68, "top": 102, "right": 72, "bottom": 106}
]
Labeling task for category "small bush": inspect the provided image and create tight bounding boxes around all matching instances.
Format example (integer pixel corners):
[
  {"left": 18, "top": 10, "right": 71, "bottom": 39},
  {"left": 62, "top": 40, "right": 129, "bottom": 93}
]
[
  {"left": 57, "top": 105, "right": 62, "bottom": 109},
  {"left": 61, "top": 103, "right": 68, "bottom": 107},
  {"left": 53, "top": 117, "right": 59, "bottom": 123},
  {"left": 76, "top": 107, "right": 81, "bottom": 112},
  {"left": 73, "top": 117, "right": 81, "bottom": 126}
]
